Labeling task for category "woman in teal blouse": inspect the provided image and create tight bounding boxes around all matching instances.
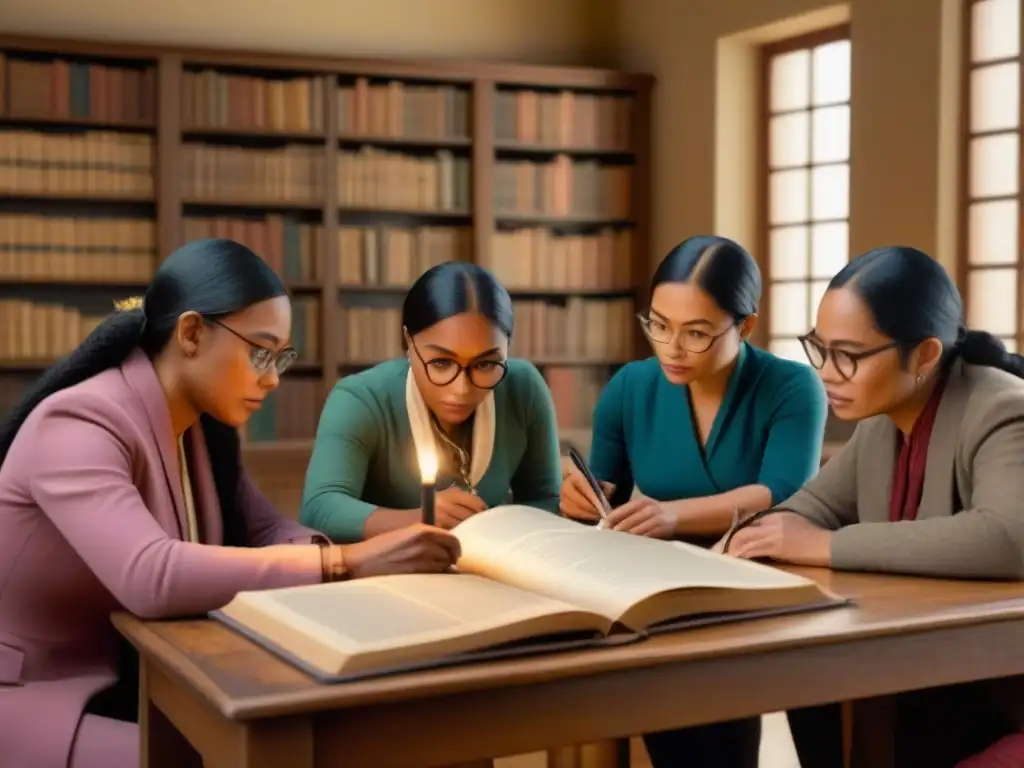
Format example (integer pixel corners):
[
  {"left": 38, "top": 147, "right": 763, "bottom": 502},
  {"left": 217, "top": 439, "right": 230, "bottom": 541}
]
[
  {"left": 300, "top": 261, "right": 561, "bottom": 543},
  {"left": 560, "top": 235, "right": 836, "bottom": 768}
]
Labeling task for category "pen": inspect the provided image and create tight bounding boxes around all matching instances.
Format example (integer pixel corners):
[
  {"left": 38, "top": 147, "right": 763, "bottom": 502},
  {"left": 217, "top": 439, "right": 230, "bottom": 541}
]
[{"left": 567, "top": 446, "right": 612, "bottom": 529}]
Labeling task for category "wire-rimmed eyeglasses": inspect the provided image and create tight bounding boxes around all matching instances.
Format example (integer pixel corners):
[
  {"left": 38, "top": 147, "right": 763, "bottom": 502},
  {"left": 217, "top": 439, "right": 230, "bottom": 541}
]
[
  {"left": 208, "top": 318, "right": 298, "bottom": 375},
  {"left": 637, "top": 312, "right": 736, "bottom": 354}
]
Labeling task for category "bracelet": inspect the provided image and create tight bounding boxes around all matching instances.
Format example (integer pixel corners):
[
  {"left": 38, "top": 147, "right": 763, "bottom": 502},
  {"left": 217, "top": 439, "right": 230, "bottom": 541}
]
[{"left": 317, "top": 539, "right": 349, "bottom": 582}]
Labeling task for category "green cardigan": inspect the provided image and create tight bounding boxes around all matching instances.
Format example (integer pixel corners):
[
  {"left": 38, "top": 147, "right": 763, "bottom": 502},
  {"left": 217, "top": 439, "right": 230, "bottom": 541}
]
[
  {"left": 299, "top": 358, "right": 562, "bottom": 542},
  {"left": 590, "top": 343, "right": 828, "bottom": 508}
]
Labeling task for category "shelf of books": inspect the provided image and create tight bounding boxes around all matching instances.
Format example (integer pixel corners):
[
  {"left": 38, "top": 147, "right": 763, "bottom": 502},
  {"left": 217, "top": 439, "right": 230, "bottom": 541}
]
[
  {"left": 0, "top": 36, "right": 653, "bottom": 457},
  {"left": 0, "top": 42, "right": 159, "bottom": 441}
]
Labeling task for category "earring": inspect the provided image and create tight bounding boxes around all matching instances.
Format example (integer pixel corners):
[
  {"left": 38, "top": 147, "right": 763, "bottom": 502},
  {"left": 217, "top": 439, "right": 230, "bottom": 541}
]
[{"left": 916, "top": 371, "right": 926, "bottom": 386}]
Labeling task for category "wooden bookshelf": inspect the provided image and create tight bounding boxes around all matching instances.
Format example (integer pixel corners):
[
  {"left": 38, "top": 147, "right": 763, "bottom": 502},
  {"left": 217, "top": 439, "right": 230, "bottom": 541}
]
[{"left": 0, "top": 34, "right": 653, "bottom": 460}]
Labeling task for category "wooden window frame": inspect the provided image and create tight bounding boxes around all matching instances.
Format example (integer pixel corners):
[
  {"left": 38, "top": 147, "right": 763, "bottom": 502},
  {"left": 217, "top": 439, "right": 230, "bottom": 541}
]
[
  {"left": 757, "top": 24, "right": 852, "bottom": 359},
  {"left": 960, "top": 0, "right": 1023, "bottom": 352}
]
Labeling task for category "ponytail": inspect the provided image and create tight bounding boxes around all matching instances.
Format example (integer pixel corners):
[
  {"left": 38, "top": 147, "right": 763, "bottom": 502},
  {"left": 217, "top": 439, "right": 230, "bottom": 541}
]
[
  {"left": 956, "top": 328, "right": 1024, "bottom": 379},
  {"left": 0, "top": 308, "right": 146, "bottom": 466}
]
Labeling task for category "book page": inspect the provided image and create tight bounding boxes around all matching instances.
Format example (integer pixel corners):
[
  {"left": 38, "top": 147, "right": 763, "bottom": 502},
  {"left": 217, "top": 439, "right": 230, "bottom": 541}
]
[
  {"left": 220, "top": 572, "right": 613, "bottom": 674},
  {"left": 453, "top": 505, "right": 818, "bottom": 625}
]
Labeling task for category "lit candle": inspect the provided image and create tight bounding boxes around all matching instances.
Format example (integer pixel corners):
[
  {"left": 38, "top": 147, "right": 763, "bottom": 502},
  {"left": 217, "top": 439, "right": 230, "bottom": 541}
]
[{"left": 418, "top": 448, "right": 438, "bottom": 525}]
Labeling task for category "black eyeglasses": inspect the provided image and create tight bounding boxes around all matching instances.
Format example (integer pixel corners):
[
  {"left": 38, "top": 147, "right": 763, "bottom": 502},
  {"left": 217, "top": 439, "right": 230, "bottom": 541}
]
[
  {"left": 408, "top": 338, "right": 509, "bottom": 389},
  {"left": 208, "top": 318, "right": 298, "bottom": 375},
  {"left": 799, "top": 333, "right": 905, "bottom": 381},
  {"left": 637, "top": 312, "right": 736, "bottom": 354}
]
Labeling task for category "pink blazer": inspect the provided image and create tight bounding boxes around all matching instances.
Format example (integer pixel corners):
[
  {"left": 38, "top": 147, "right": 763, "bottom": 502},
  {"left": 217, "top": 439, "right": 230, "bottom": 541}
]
[{"left": 0, "top": 349, "right": 326, "bottom": 768}]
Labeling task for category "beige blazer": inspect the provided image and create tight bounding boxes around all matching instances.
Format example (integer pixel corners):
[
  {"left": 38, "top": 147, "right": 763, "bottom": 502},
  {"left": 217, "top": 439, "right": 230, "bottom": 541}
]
[{"left": 783, "top": 358, "right": 1024, "bottom": 579}]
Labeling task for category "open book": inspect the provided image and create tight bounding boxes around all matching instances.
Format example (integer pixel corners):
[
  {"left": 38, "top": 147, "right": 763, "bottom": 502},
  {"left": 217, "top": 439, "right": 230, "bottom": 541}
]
[{"left": 211, "top": 505, "right": 848, "bottom": 683}]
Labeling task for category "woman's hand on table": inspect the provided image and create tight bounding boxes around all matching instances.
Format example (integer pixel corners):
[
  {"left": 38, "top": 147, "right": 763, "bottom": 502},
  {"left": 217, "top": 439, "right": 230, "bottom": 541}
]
[
  {"left": 560, "top": 470, "right": 613, "bottom": 523},
  {"left": 343, "top": 524, "right": 461, "bottom": 577},
  {"left": 605, "top": 492, "right": 677, "bottom": 539},
  {"left": 435, "top": 486, "right": 488, "bottom": 529},
  {"left": 723, "top": 512, "right": 833, "bottom": 567}
]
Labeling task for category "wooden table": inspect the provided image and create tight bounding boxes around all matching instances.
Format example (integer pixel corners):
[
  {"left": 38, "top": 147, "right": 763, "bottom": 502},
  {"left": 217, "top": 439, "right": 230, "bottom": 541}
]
[{"left": 115, "top": 567, "right": 1024, "bottom": 768}]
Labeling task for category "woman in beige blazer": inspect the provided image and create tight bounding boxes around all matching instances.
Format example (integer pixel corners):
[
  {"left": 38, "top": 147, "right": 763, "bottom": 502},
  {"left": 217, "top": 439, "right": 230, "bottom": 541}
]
[{"left": 723, "top": 245, "right": 1024, "bottom": 766}]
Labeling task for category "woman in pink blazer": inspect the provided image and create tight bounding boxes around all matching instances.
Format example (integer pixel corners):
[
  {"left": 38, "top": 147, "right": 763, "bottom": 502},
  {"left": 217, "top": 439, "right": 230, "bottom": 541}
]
[{"left": 0, "top": 238, "right": 460, "bottom": 768}]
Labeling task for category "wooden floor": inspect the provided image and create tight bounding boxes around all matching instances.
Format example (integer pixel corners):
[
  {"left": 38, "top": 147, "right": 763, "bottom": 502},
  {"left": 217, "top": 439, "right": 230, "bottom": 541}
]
[{"left": 494, "top": 713, "right": 799, "bottom": 767}]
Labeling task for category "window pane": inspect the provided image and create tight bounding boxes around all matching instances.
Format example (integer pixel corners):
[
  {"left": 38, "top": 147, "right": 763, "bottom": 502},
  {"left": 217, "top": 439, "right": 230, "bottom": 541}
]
[
  {"left": 769, "top": 112, "right": 810, "bottom": 168},
  {"left": 770, "top": 50, "right": 810, "bottom": 111},
  {"left": 769, "top": 169, "right": 809, "bottom": 225},
  {"left": 968, "top": 267, "right": 1018, "bottom": 335},
  {"left": 769, "top": 337, "right": 808, "bottom": 364},
  {"left": 971, "top": 63, "right": 1020, "bottom": 133},
  {"left": 812, "top": 40, "right": 851, "bottom": 105},
  {"left": 972, "top": 0, "right": 1021, "bottom": 62},
  {"left": 770, "top": 282, "right": 809, "bottom": 335},
  {"left": 810, "top": 280, "right": 829, "bottom": 321},
  {"left": 811, "top": 105, "right": 850, "bottom": 163},
  {"left": 810, "top": 222, "right": 849, "bottom": 277},
  {"left": 969, "top": 200, "right": 1019, "bottom": 264},
  {"left": 970, "top": 133, "right": 1020, "bottom": 198},
  {"left": 770, "top": 226, "right": 809, "bottom": 280},
  {"left": 811, "top": 164, "right": 849, "bottom": 220}
]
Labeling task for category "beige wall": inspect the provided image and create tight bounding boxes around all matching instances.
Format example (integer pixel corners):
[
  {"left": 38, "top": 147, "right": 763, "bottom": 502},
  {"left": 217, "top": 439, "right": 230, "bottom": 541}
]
[
  {"left": 614, "top": 0, "right": 964, "bottom": 278},
  {"left": 5, "top": 0, "right": 966, "bottom": 277},
  {"left": 0, "top": 0, "right": 615, "bottom": 66}
]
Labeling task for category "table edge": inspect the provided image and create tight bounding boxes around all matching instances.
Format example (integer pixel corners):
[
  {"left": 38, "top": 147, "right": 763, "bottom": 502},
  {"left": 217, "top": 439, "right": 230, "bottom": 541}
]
[{"left": 116, "top": 599, "right": 1024, "bottom": 720}]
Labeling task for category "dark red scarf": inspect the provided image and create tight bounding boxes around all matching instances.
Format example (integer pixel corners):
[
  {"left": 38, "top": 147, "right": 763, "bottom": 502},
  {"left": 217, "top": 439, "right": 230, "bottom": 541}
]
[{"left": 889, "top": 375, "right": 948, "bottom": 522}]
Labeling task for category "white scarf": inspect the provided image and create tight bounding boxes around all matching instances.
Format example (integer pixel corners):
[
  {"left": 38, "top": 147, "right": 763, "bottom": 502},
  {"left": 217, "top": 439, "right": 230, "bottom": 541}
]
[{"left": 405, "top": 368, "right": 495, "bottom": 487}]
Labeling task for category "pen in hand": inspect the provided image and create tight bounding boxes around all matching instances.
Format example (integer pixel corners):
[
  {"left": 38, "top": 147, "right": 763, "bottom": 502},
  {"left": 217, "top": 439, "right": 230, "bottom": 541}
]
[{"left": 566, "top": 447, "right": 612, "bottom": 530}]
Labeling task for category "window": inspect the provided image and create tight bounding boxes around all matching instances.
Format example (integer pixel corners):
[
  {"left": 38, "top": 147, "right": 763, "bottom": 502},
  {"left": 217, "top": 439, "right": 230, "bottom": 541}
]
[
  {"left": 761, "top": 29, "right": 852, "bottom": 362},
  {"left": 964, "top": 0, "right": 1021, "bottom": 352}
]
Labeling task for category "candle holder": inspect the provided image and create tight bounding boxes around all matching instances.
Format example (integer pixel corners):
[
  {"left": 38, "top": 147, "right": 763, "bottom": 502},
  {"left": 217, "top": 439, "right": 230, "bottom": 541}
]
[{"left": 418, "top": 448, "right": 437, "bottom": 525}]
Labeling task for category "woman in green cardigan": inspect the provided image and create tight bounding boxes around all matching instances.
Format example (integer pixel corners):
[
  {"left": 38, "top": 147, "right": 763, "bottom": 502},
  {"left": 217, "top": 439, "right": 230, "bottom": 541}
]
[
  {"left": 300, "top": 261, "right": 562, "bottom": 542},
  {"left": 559, "top": 235, "right": 838, "bottom": 768}
]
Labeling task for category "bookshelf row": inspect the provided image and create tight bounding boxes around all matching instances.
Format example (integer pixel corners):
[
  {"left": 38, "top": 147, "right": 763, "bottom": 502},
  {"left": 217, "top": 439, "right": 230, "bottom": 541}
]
[
  {"left": 4, "top": 56, "right": 155, "bottom": 124},
  {"left": 2, "top": 54, "right": 634, "bottom": 151},
  {"left": 0, "top": 216, "right": 635, "bottom": 292},
  {"left": 182, "top": 216, "right": 322, "bottom": 281},
  {"left": 0, "top": 296, "right": 631, "bottom": 365},
  {"left": 0, "top": 133, "right": 631, "bottom": 220},
  {"left": 338, "top": 298, "right": 633, "bottom": 363},
  {"left": 0, "top": 297, "right": 320, "bottom": 363},
  {"left": 0, "top": 35, "right": 651, "bottom": 441},
  {"left": 0, "top": 130, "right": 153, "bottom": 196}
]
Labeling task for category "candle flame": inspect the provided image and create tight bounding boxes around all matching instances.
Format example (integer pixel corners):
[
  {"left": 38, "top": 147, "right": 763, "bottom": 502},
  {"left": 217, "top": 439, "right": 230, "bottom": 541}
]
[{"left": 418, "top": 448, "right": 437, "bottom": 484}]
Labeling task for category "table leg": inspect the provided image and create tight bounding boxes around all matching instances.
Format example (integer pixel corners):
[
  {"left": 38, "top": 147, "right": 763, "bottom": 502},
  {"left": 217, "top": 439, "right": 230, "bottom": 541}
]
[
  {"left": 140, "top": 659, "right": 202, "bottom": 768},
  {"left": 547, "top": 739, "right": 629, "bottom": 768},
  {"left": 141, "top": 657, "right": 314, "bottom": 768},
  {"left": 848, "top": 695, "right": 896, "bottom": 768}
]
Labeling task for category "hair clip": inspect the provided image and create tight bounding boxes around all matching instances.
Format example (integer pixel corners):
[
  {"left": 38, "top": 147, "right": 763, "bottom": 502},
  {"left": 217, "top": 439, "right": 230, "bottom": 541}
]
[{"left": 113, "top": 296, "right": 144, "bottom": 312}]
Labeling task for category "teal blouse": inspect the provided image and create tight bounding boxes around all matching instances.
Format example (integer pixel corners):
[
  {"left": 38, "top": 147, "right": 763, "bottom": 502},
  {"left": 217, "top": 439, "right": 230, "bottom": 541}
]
[
  {"left": 590, "top": 343, "right": 828, "bottom": 508},
  {"left": 299, "top": 358, "right": 562, "bottom": 542}
]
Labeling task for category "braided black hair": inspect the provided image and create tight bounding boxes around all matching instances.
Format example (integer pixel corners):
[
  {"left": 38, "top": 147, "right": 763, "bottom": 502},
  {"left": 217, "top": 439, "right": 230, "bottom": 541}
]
[{"left": 0, "top": 238, "right": 286, "bottom": 545}]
